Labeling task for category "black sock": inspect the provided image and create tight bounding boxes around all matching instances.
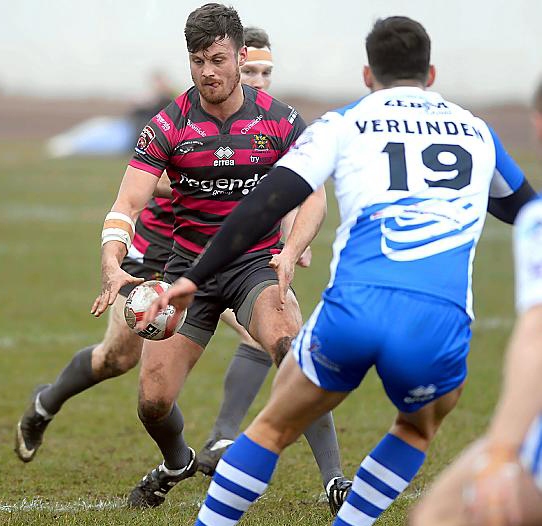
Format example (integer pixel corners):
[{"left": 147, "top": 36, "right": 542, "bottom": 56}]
[
  {"left": 39, "top": 345, "right": 98, "bottom": 415},
  {"left": 211, "top": 343, "right": 272, "bottom": 440},
  {"left": 140, "top": 403, "right": 192, "bottom": 470}
]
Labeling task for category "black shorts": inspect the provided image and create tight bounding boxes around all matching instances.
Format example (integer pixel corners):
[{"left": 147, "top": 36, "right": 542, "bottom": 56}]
[
  {"left": 119, "top": 244, "right": 171, "bottom": 298},
  {"left": 164, "top": 249, "right": 289, "bottom": 348}
]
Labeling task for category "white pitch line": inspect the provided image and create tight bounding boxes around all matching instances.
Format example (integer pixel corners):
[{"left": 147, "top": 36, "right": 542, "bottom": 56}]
[
  {"left": 0, "top": 333, "right": 99, "bottom": 349},
  {"left": 0, "top": 205, "right": 102, "bottom": 223},
  {"left": 0, "top": 489, "right": 426, "bottom": 514},
  {"left": 0, "top": 497, "right": 126, "bottom": 512},
  {"left": 472, "top": 317, "right": 514, "bottom": 330}
]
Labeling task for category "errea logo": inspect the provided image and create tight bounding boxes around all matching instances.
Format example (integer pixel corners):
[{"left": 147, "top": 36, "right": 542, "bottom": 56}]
[{"left": 214, "top": 146, "right": 235, "bottom": 166}]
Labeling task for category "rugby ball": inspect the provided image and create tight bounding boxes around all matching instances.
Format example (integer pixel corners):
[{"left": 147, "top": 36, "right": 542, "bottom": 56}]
[{"left": 124, "top": 280, "right": 186, "bottom": 340}]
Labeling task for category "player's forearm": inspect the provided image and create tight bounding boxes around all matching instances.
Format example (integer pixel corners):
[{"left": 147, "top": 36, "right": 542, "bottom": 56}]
[
  {"left": 101, "top": 240, "right": 128, "bottom": 269},
  {"left": 280, "top": 208, "right": 297, "bottom": 241},
  {"left": 488, "top": 179, "right": 536, "bottom": 224},
  {"left": 281, "top": 185, "right": 326, "bottom": 261},
  {"left": 486, "top": 305, "right": 542, "bottom": 449}
]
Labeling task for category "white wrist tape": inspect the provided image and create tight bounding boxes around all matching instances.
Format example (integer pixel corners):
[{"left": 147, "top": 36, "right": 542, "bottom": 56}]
[
  {"left": 105, "top": 211, "right": 135, "bottom": 233},
  {"left": 101, "top": 211, "right": 136, "bottom": 249},
  {"left": 101, "top": 228, "right": 132, "bottom": 248}
]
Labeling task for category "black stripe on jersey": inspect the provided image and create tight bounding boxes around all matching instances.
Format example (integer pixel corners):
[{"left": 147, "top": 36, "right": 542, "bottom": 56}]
[
  {"left": 145, "top": 199, "right": 175, "bottom": 225},
  {"left": 163, "top": 101, "right": 187, "bottom": 132},
  {"left": 174, "top": 223, "right": 281, "bottom": 251},
  {"left": 134, "top": 220, "right": 173, "bottom": 251},
  {"left": 174, "top": 205, "right": 232, "bottom": 224},
  {"left": 174, "top": 227, "right": 213, "bottom": 249}
]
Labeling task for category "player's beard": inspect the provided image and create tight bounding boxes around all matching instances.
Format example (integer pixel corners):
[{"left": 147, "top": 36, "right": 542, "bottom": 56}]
[{"left": 197, "top": 69, "right": 241, "bottom": 105}]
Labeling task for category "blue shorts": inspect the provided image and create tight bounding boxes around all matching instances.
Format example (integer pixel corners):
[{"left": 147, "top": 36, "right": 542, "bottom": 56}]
[
  {"left": 292, "top": 284, "right": 472, "bottom": 413},
  {"left": 520, "top": 414, "right": 542, "bottom": 491}
]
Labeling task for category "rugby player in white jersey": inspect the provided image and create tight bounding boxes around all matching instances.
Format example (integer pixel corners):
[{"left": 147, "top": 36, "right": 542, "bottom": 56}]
[
  {"left": 409, "top": 83, "right": 542, "bottom": 526},
  {"left": 139, "top": 16, "right": 536, "bottom": 526}
]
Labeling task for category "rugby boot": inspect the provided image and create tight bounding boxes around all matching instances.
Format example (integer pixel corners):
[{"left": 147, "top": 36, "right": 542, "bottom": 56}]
[
  {"left": 326, "top": 476, "right": 353, "bottom": 515},
  {"left": 127, "top": 448, "right": 198, "bottom": 508},
  {"left": 197, "top": 436, "right": 234, "bottom": 476},
  {"left": 14, "top": 384, "right": 53, "bottom": 462}
]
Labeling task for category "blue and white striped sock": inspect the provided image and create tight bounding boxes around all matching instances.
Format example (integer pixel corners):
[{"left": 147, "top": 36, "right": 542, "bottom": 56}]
[
  {"left": 333, "top": 434, "right": 426, "bottom": 526},
  {"left": 195, "top": 433, "right": 278, "bottom": 526}
]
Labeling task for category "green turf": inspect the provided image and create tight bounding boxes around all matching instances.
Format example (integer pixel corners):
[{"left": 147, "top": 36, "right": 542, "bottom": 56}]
[{"left": 1, "top": 140, "right": 540, "bottom": 525}]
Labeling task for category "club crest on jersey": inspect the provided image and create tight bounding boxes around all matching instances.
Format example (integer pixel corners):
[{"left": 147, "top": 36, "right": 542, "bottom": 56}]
[
  {"left": 214, "top": 146, "right": 235, "bottom": 166},
  {"left": 251, "top": 133, "right": 270, "bottom": 151},
  {"left": 135, "top": 126, "right": 155, "bottom": 154}
]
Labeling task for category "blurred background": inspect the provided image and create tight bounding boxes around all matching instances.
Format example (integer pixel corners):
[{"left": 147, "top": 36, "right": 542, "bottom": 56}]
[
  {"left": 1, "top": 0, "right": 542, "bottom": 150},
  {"left": 1, "top": 2, "right": 542, "bottom": 524}
]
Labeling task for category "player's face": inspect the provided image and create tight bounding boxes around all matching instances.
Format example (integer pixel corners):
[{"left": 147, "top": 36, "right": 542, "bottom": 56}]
[
  {"left": 241, "top": 63, "right": 273, "bottom": 91},
  {"left": 189, "top": 37, "right": 247, "bottom": 105}
]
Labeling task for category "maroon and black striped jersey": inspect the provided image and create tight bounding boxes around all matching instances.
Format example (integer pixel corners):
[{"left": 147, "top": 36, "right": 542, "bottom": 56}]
[
  {"left": 132, "top": 197, "right": 173, "bottom": 256},
  {"left": 129, "top": 84, "right": 306, "bottom": 260}
]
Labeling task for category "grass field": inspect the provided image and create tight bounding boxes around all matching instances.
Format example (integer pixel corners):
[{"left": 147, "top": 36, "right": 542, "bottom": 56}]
[{"left": 1, "top": 140, "right": 540, "bottom": 525}]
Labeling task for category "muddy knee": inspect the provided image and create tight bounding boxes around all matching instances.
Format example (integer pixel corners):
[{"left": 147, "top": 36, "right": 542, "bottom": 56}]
[
  {"left": 94, "top": 342, "right": 141, "bottom": 379},
  {"left": 271, "top": 336, "right": 292, "bottom": 366},
  {"left": 138, "top": 397, "right": 173, "bottom": 423}
]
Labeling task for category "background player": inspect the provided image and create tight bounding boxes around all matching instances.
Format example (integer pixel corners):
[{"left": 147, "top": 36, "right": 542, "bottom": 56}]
[
  {"left": 91, "top": 3, "right": 348, "bottom": 511},
  {"left": 139, "top": 16, "right": 536, "bottom": 526},
  {"left": 409, "top": 83, "right": 542, "bottom": 526}
]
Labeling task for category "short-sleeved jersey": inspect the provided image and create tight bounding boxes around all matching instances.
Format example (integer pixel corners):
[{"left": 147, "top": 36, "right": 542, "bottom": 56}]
[
  {"left": 514, "top": 196, "right": 542, "bottom": 314},
  {"left": 276, "top": 86, "right": 526, "bottom": 318},
  {"left": 129, "top": 84, "right": 305, "bottom": 259}
]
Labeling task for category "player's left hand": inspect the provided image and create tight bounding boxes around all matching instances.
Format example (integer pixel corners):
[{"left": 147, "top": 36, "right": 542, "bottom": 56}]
[
  {"left": 463, "top": 443, "right": 523, "bottom": 526},
  {"left": 269, "top": 251, "right": 296, "bottom": 308},
  {"left": 136, "top": 277, "right": 197, "bottom": 329}
]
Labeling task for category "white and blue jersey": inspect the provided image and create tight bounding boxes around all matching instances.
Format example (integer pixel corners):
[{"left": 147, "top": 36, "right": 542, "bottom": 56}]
[{"left": 276, "top": 86, "right": 526, "bottom": 410}]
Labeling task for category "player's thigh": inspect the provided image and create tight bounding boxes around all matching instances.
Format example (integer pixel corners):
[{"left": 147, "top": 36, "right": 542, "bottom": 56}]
[
  {"left": 248, "top": 284, "right": 302, "bottom": 354},
  {"left": 221, "top": 251, "right": 301, "bottom": 356},
  {"left": 219, "top": 308, "right": 263, "bottom": 349},
  {"left": 165, "top": 252, "right": 224, "bottom": 350},
  {"left": 138, "top": 333, "right": 204, "bottom": 409},
  {"left": 394, "top": 385, "right": 463, "bottom": 448},
  {"left": 375, "top": 290, "right": 471, "bottom": 414},
  {"left": 247, "top": 353, "right": 348, "bottom": 452}
]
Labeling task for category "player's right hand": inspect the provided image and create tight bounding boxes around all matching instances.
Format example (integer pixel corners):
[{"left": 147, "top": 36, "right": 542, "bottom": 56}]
[
  {"left": 137, "top": 277, "right": 197, "bottom": 329},
  {"left": 91, "top": 265, "right": 143, "bottom": 317},
  {"left": 269, "top": 251, "right": 296, "bottom": 308}
]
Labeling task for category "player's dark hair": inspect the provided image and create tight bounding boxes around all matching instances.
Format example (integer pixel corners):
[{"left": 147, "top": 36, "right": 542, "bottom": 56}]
[
  {"left": 244, "top": 26, "right": 271, "bottom": 49},
  {"left": 366, "top": 16, "right": 431, "bottom": 85},
  {"left": 185, "top": 3, "right": 244, "bottom": 53},
  {"left": 534, "top": 82, "right": 542, "bottom": 113}
]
